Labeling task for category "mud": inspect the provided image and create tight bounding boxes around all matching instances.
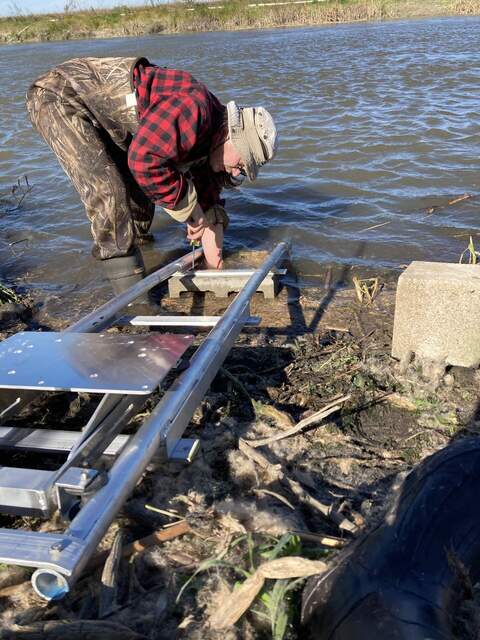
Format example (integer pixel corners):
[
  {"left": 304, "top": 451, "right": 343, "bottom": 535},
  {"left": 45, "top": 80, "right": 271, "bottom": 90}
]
[{"left": 0, "top": 263, "right": 479, "bottom": 639}]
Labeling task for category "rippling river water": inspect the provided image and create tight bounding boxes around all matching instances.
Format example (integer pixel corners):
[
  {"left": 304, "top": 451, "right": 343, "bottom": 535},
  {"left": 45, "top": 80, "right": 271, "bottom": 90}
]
[{"left": 1, "top": 17, "right": 479, "bottom": 313}]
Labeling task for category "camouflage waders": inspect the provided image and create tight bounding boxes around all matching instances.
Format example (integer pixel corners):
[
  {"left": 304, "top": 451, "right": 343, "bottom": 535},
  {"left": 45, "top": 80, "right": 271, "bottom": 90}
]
[{"left": 26, "top": 57, "right": 154, "bottom": 260}]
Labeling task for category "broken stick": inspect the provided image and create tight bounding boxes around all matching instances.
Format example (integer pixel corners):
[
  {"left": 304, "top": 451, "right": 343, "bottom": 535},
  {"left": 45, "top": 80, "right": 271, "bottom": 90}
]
[
  {"left": 245, "top": 394, "right": 350, "bottom": 448},
  {"left": 88, "top": 520, "right": 191, "bottom": 571},
  {"left": 239, "top": 439, "right": 358, "bottom": 534}
]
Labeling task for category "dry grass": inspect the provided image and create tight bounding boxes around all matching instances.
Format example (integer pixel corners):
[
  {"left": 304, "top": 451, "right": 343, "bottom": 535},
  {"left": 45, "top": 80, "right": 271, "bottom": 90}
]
[
  {"left": 459, "top": 236, "right": 480, "bottom": 264},
  {"left": 451, "top": 0, "right": 480, "bottom": 13},
  {"left": 0, "top": 0, "right": 477, "bottom": 44},
  {"left": 352, "top": 276, "right": 382, "bottom": 305},
  {"left": 0, "top": 284, "right": 20, "bottom": 306}
]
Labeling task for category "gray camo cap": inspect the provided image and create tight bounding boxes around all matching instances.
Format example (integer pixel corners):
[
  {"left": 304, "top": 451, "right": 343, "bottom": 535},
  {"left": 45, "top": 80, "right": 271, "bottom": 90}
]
[{"left": 226, "top": 101, "right": 278, "bottom": 181}]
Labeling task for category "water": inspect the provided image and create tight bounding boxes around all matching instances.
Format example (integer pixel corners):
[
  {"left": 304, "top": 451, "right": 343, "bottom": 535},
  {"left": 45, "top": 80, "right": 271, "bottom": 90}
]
[{"left": 1, "top": 17, "right": 479, "bottom": 314}]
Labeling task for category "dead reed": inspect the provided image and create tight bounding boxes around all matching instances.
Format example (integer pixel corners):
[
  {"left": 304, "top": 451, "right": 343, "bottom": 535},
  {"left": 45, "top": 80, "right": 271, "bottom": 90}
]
[{"left": 0, "top": 0, "right": 476, "bottom": 44}]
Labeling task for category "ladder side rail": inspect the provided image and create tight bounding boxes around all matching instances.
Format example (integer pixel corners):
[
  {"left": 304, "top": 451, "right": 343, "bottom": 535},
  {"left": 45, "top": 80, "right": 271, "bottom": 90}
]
[
  {"left": 51, "top": 394, "right": 146, "bottom": 487},
  {"left": 68, "top": 248, "right": 203, "bottom": 334},
  {"left": 162, "top": 310, "right": 250, "bottom": 456},
  {"left": 66, "top": 394, "right": 130, "bottom": 461},
  {"left": 31, "top": 242, "right": 289, "bottom": 600},
  {"left": 0, "top": 248, "right": 203, "bottom": 421},
  {"left": 158, "top": 244, "right": 288, "bottom": 453}
]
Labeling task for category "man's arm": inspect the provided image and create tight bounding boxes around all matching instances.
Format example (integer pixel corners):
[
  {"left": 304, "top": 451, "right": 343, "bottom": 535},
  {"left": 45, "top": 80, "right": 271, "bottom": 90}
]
[{"left": 128, "top": 90, "right": 228, "bottom": 268}]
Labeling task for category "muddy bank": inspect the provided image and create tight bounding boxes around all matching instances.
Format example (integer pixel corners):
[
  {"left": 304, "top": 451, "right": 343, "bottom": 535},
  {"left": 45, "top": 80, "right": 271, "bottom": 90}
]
[{"left": 0, "top": 272, "right": 479, "bottom": 639}]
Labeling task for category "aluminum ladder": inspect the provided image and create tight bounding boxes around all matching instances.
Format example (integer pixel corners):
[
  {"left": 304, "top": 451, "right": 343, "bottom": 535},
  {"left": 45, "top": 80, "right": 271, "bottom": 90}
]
[{"left": 0, "top": 242, "right": 289, "bottom": 600}]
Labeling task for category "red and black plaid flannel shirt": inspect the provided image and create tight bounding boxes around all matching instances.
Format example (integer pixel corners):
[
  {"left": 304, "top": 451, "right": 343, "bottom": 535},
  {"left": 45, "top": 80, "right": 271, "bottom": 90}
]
[{"left": 128, "top": 62, "right": 225, "bottom": 213}]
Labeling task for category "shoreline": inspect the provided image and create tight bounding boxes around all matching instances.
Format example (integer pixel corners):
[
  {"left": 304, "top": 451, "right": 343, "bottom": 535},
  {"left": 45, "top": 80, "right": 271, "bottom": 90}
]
[{"left": 1, "top": 0, "right": 479, "bottom": 45}]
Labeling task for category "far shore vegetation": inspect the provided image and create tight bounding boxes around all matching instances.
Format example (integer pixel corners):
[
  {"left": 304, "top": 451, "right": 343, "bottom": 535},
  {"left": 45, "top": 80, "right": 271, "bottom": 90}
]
[{"left": 0, "top": 0, "right": 479, "bottom": 44}]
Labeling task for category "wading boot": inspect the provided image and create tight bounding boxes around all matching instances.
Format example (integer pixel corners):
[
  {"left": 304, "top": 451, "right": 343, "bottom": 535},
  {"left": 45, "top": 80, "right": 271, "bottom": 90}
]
[{"left": 102, "top": 249, "right": 160, "bottom": 314}]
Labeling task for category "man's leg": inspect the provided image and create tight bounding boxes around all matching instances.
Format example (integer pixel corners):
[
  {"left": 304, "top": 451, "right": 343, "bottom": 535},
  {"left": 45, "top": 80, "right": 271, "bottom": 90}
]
[
  {"left": 26, "top": 81, "right": 151, "bottom": 295},
  {"left": 106, "top": 139, "right": 155, "bottom": 245}
]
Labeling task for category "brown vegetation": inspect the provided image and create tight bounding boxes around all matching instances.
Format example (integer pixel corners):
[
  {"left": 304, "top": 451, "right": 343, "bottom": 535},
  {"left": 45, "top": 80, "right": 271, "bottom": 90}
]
[
  {"left": 0, "top": 0, "right": 478, "bottom": 45},
  {"left": 451, "top": 0, "right": 480, "bottom": 13}
]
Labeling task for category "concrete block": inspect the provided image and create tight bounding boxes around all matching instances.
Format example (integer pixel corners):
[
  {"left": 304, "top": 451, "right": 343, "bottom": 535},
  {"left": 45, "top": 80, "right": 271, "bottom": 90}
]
[
  {"left": 392, "top": 261, "right": 480, "bottom": 368},
  {"left": 168, "top": 270, "right": 279, "bottom": 299}
]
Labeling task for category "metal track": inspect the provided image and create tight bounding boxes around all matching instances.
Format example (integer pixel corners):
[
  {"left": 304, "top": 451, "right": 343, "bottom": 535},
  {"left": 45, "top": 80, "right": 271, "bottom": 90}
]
[{"left": 0, "top": 242, "right": 289, "bottom": 600}]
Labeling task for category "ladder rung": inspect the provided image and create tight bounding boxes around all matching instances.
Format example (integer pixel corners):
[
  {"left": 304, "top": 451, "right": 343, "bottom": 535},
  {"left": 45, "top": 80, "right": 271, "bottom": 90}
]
[
  {"left": 129, "top": 315, "right": 261, "bottom": 327},
  {"left": 0, "top": 527, "right": 84, "bottom": 572},
  {"left": 174, "top": 269, "right": 287, "bottom": 278},
  {"left": 0, "top": 427, "right": 129, "bottom": 456},
  {"left": 0, "top": 467, "right": 52, "bottom": 516}
]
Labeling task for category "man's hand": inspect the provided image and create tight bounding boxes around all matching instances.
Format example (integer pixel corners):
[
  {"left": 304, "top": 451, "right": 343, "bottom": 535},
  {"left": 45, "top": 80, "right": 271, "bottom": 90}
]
[
  {"left": 186, "top": 205, "right": 209, "bottom": 241},
  {"left": 186, "top": 204, "right": 228, "bottom": 269}
]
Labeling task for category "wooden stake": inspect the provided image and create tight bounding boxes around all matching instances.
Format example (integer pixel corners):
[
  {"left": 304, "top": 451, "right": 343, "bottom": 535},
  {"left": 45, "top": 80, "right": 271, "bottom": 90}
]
[{"left": 88, "top": 520, "right": 191, "bottom": 571}]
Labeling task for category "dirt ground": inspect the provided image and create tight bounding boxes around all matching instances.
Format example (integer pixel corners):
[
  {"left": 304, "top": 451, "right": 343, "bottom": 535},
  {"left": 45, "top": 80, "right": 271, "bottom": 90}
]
[{"left": 0, "top": 260, "right": 479, "bottom": 639}]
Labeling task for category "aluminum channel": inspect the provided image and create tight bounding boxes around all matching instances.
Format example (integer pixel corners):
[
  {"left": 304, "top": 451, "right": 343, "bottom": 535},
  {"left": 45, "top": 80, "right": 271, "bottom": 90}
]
[{"left": 130, "top": 315, "right": 261, "bottom": 327}]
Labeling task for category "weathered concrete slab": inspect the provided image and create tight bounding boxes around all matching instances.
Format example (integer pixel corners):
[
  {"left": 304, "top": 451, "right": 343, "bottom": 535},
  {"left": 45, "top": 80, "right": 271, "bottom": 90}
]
[
  {"left": 392, "top": 261, "right": 480, "bottom": 368},
  {"left": 168, "top": 270, "right": 279, "bottom": 299}
]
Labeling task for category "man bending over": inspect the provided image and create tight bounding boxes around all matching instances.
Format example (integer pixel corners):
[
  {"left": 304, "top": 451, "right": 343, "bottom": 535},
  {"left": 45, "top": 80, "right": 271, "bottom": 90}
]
[{"left": 26, "top": 57, "right": 277, "bottom": 296}]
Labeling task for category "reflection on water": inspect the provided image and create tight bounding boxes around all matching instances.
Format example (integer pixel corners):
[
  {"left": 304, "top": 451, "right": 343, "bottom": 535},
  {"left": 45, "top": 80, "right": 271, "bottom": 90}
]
[{"left": 1, "top": 17, "right": 479, "bottom": 316}]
